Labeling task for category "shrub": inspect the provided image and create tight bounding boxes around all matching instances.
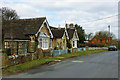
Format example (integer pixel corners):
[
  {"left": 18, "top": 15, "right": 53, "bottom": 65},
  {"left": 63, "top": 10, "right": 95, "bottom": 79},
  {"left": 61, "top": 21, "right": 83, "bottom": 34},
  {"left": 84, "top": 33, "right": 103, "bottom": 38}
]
[
  {"left": 78, "top": 44, "right": 86, "bottom": 47},
  {"left": 86, "top": 43, "right": 105, "bottom": 47}
]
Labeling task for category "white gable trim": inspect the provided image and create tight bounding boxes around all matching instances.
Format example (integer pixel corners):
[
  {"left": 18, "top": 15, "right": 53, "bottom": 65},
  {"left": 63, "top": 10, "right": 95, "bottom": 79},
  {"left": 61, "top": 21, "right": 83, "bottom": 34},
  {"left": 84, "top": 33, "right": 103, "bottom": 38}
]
[
  {"left": 35, "top": 19, "right": 53, "bottom": 38},
  {"left": 75, "top": 29, "right": 79, "bottom": 39},
  {"left": 72, "top": 31, "right": 79, "bottom": 40},
  {"left": 65, "top": 27, "right": 69, "bottom": 39},
  {"left": 62, "top": 32, "right": 66, "bottom": 39}
]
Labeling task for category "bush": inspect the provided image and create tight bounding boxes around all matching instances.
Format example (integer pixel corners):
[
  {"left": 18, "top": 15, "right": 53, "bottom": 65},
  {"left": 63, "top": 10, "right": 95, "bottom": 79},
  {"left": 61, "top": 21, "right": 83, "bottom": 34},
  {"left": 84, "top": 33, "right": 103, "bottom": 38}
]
[
  {"left": 86, "top": 43, "right": 105, "bottom": 47},
  {"left": 5, "top": 48, "right": 11, "bottom": 56},
  {"left": 78, "top": 44, "right": 86, "bottom": 47}
]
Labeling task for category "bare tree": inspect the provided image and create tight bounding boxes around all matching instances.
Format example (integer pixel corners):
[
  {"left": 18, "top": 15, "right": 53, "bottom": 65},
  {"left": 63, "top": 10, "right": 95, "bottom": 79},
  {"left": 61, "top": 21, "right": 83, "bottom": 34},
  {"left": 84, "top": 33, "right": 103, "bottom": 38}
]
[
  {"left": 1, "top": 7, "right": 19, "bottom": 50},
  {"left": 85, "top": 32, "right": 93, "bottom": 41},
  {"left": 2, "top": 7, "right": 19, "bottom": 21}
]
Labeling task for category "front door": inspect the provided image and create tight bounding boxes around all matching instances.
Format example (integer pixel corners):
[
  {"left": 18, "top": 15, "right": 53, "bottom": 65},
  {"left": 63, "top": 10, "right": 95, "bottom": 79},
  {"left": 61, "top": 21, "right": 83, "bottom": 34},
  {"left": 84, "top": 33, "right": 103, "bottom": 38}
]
[{"left": 63, "top": 41, "right": 64, "bottom": 50}]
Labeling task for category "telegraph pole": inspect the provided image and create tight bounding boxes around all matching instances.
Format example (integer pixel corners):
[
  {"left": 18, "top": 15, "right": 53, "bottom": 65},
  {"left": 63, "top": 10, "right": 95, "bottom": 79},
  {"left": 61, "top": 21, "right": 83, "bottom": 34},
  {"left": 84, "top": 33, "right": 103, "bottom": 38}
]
[
  {"left": 108, "top": 25, "right": 110, "bottom": 46},
  {"left": 108, "top": 25, "right": 110, "bottom": 33}
]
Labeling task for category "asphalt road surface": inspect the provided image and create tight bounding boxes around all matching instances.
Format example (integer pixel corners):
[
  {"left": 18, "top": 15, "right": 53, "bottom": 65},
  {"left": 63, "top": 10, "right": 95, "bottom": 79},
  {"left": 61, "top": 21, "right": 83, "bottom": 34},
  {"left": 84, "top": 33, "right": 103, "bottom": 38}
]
[{"left": 4, "top": 51, "right": 118, "bottom": 78}]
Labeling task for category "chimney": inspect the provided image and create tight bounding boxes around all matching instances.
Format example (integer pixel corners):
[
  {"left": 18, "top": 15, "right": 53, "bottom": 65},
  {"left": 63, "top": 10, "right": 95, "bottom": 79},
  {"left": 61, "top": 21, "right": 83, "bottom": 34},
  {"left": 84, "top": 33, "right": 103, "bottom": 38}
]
[
  {"left": 69, "top": 23, "right": 74, "bottom": 28},
  {"left": 58, "top": 24, "right": 61, "bottom": 29}
]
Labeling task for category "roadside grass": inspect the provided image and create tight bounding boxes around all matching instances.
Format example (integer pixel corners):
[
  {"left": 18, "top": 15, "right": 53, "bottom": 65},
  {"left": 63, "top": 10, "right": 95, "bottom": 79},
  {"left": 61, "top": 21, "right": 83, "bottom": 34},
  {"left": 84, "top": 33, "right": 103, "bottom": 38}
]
[
  {"left": 2, "top": 49, "right": 107, "bottom": 76},
  {"left": 55, "top": 49, "right": 108, "bottom": 58}
]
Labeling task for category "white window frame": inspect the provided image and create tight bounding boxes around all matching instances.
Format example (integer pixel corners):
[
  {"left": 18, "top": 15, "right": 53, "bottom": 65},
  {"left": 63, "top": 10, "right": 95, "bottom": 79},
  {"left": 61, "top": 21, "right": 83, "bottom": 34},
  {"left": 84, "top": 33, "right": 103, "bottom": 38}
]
[
  {"left": 73, "top": 40, "right": 77, "bottom": 48},
  {"left": 39, "top": 38, "right": 49, "bottom": 50},
  {"left": 73, "top": 41, "right": 75, "bottom": 48},
  {"left": 5, "top": 42, "right": 9, "bottom": 48},
  {"left": 57, "top": 43, "right": 59, "bottom": 47},
  {"left": 50, "top": 39, "right": 52, "bottom": 48},
  {"left": 39, "top": 38, "right": 42, "bottom": 48}
]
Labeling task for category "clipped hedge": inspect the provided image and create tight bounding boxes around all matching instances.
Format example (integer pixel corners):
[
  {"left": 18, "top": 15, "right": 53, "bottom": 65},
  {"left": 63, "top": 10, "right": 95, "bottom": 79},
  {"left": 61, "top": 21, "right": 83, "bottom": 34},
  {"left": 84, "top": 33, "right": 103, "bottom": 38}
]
[{"left": 86, "top": 43, "right": 106, "bottom": 47}]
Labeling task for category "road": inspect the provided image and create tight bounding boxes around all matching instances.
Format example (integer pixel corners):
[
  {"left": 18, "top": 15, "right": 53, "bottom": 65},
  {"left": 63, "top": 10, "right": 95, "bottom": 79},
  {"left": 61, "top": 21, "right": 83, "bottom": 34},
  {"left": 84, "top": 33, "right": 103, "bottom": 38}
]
[{"left": 4, "top": 51, "right": 118, "bottom": 78}]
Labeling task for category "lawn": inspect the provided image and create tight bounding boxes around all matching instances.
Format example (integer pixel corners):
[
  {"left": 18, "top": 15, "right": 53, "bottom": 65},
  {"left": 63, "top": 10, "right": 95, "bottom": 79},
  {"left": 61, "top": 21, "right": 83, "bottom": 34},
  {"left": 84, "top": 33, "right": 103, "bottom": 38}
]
[{"left": 2, "top": 49, "right": 107, "bottom": 76}]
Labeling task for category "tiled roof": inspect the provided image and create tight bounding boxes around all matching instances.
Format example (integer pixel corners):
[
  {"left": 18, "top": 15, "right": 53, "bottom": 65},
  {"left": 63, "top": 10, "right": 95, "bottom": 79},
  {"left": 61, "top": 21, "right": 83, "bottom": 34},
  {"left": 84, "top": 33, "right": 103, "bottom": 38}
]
[
  {"left": 67, "top": 28, "right": 75, "bottom": 39},
  {"left": 50, "top": 26, "right": 75, "bottom": 39},
  {"left": 4, "top": 17, "right": 46, "bottom": 40},
  {"left": 49, "top": 26, "right": 57, "bottom": 30},
  {"left": 51, "top": 29, "right": 65, "bottom": 38},
  {"left": 4, "top": 17, "right": 76, "bottom": 40}
]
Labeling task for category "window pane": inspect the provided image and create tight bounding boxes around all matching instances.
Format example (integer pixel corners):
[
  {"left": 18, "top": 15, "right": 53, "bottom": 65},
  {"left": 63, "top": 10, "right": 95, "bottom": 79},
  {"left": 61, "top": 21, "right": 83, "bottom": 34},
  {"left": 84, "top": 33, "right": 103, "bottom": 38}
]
[
  {"left": 50, "top": 39, "right": 52, "bottom": 48},
  {"left": 73, "top": 41, "right": 75, "bottom": 47},
  {"left": 39, "top": 38, "right": 48, "bottom": 49},
  {"left": 43, "top": 39, "right": 45, "bottom": 48},
  {"left": 45, "top": 39, "right": 48, "bottom": 48},
  {"left": 39, "top": 38, "right": 42, "bottom": 48}
]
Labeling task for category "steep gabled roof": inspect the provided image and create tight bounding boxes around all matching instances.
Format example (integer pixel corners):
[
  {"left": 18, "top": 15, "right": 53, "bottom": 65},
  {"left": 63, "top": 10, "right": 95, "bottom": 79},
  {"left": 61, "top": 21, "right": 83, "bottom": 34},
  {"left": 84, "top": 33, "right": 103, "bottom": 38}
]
[
  {"left": 51, "top": 29, "right": 65, "bottom": 38},
  {"left": 4, "top": 17, "right": 46, "bottom": 40},
  {"left": 49, "top": 26, "right": 58, "bottom": 30},
  {"left": 66, "top": 28, "right": 75, "bottom": 39},
  {"left": 50, "top": 26, "right": 77, "bottom": 39}
]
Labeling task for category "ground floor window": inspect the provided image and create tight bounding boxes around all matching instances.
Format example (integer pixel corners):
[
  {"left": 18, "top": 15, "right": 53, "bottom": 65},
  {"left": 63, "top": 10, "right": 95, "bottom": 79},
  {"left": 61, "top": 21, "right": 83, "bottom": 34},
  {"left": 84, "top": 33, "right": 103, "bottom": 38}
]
[
  {"left": 73, "top": 40, "right": 77, "bottom": 48},
  {"left": 39, "top": 38, "right": 42, "bottom": 48},
  {"left": 39, "top": 38, "right": 48, "bottom": 49},
  {"left": 4, "top": 41, "right": 28, "bottom": 56},
  {"left": 38, "top": 32, "right": 49, "bottom": 50},
  {"left": 50, "top": 39, "right": 52, "bottom": 48},
  {"left": 73, "top": 41, "right": 75, "bottom": 47}
]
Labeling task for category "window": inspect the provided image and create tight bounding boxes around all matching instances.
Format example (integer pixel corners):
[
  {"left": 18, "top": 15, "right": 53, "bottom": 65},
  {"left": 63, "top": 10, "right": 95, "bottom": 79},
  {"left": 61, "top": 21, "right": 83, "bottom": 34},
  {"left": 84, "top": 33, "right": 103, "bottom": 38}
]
[
  {"left": 57, "top": 43, "right": 59, "bottom": 47},
  {"left": 39, "top": 38, "right": 48, "bottom": 49},
  {"left": 39, "top": 38, "right": 42, "bottom": 48},
  {"left": 38, "top": 32, "right": 49, "bottom": 49},
  {"left": 75, "top": 41, "right": 77, "bottom": 48},
  {"left": 5, "top": 42, "right": 8, "bottom": 48},
  {"left": 43, "top": 38, "right": 48, "bottom": 48},
  {"left": 73, "top": 41, "right": 75, "bottom": 47},
  {"left": 50, "top": 39, "right": 52, "bottom": 48},
  {"left": 73, "top": 40, "right": 77, "bottom": 48}
]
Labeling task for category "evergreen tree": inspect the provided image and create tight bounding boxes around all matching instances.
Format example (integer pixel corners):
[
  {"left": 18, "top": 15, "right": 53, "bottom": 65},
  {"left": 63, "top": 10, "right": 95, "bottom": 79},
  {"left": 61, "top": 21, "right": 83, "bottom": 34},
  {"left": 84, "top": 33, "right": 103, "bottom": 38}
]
[{"left": 75, "top": 24, "right": 86, "bottom": 47}]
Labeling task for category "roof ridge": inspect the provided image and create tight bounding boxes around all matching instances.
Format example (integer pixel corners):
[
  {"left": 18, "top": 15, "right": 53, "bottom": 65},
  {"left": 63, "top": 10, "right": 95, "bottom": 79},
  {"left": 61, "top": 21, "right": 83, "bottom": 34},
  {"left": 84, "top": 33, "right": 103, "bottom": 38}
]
[
  {"left": 52, "top": 29, "right": 65, "bottom": 30},
  {"left": 19, "top": 17, "right": 46, "bottom": 20}
]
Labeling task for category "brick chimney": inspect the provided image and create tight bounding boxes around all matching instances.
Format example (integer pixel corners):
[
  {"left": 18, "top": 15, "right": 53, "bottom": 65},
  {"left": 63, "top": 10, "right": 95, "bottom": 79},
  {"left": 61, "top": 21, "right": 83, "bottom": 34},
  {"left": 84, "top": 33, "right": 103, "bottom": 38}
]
[{"left": 69, "top": 23, "right": 74, "bottom": 28}]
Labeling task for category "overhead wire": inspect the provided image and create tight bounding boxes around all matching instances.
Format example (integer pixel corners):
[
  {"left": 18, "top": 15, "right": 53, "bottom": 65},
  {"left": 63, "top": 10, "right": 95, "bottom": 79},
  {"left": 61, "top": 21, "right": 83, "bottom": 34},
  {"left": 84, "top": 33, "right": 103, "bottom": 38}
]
[{"left": 77, "top": 13, "right": 119, "bottom": 24}]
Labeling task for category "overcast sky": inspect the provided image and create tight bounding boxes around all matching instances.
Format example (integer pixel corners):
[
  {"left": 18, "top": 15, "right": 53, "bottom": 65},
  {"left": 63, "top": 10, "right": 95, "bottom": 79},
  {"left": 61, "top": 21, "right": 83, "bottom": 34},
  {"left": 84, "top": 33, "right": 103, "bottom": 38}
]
[{"left": 1, "top": 0, "right": 119, "bottom": 38}]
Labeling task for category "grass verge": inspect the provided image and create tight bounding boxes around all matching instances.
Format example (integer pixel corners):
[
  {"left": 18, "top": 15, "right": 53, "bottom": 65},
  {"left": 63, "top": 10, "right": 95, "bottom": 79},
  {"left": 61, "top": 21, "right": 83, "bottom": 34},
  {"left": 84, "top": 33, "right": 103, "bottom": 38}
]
[{"left": 2, "top": 49, "right": 107, "bottom": 76}]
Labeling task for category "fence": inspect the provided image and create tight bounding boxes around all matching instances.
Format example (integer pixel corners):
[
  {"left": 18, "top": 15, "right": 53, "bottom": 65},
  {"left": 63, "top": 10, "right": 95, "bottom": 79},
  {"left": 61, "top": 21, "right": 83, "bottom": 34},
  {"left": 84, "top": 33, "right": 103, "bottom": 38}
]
[
  {"left": 52, "top": 47, "right": 86, "bottom": 56},
  {"left": 77, "top": 48, "right": 83, "bottom": 52},
  {"left": 52, "top": 47, "right": 107, "bottom": 56},
  {"left": 2, "top": 47, "right": 108, "bottom": 68},
  {"left": 88, "top": 47, "right": 108, "bottom": 50},
  {"left": 52, "top": 49, "right": 68, "bottom": 56}
]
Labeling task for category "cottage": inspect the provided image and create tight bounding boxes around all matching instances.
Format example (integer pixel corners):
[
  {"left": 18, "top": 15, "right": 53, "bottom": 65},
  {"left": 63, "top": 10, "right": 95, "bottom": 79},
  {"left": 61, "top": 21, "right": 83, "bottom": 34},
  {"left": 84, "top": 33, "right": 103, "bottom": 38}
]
[
  {"left": 50, "top": 23, "right": 79, "bottom": 49},
  {"left": 3, "top": 17, "right": 79, "bottom": 55},
  {"left": 4, "top": 17, "right": 53, "bottom": 55},
  {"left": 50, "top": 27, "right": 68, "bottom": 50},
  {"left": 66, "top": 26, "right": 79, "bottom": 48}
]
